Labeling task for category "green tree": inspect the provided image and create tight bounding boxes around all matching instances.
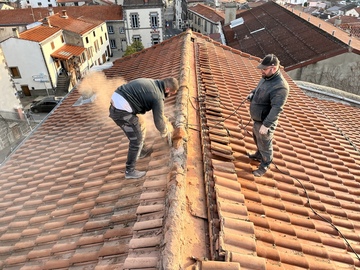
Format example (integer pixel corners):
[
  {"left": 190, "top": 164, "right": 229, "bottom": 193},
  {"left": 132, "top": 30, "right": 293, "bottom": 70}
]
[{"left": 123, "top": 40, "right": 144, "bottom": 57}]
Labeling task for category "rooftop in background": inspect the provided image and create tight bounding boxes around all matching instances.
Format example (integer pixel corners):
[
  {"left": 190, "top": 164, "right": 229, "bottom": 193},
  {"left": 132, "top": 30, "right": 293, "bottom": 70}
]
[
  {"left": 0, "top": 5, "right": 122, "bottom": 26},
  {"left": 223, "top": 1, "right": 360, "bottom": 71},
  {"left": 188, "top": 3, "right": 225, "bottom": 23}
]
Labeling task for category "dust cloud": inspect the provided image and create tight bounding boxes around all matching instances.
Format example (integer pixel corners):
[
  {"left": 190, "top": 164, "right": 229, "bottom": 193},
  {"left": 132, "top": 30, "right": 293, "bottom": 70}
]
[
  {"left": 77, "top": 71, "right": 161, "bottom": 139},
  {"left": 77, "top": 71, "right": 127, "bottom": 111}
]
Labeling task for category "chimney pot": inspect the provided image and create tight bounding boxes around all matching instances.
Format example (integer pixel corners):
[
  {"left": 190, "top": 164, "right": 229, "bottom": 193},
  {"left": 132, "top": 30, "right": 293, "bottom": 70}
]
[{"left": 61, "top": 10, "right": 68, "bottom": 18}]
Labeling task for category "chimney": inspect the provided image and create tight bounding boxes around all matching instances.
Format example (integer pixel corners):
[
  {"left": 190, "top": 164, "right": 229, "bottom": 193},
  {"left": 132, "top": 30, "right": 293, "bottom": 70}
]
[
  {"left": 61, "top": 10, "right": 68, "bottom": 18},
  {"left": 12, "top": 27, "right": 19, "bottom": 38},
  {"left": 42, "top": 17, "right": 52, "bottom": 27},
  {"left": 48, "top": 8, "right": 54, "bottom": 16},
  {"left": 225, "top": 2, "right": 237, "bottom": 25}
]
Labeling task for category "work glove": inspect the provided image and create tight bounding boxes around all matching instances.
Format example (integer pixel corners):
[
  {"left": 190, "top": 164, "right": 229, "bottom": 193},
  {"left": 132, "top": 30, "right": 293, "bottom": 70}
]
[
  {"left": 259, "top": 124, "right": 269, "bottom": 135},
  {"left": 247, "top": 93, "right": 254, "bottom": 101},
  {"left": 161, "top": 120, "right": 174, "bottom": 146}
]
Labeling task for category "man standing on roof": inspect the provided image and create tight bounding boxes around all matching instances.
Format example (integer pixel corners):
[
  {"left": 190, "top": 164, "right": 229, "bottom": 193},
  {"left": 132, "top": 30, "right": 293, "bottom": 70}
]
[
  {"left": 247, "top": 54, "right": 289, "bottom": 177},
  {"left": 109, "top": 77, "right": 179, "bottom": 179}
]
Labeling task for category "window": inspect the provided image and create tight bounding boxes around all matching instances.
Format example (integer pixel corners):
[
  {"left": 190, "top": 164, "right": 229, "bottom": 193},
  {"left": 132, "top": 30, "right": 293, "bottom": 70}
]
[
  {"left": 108, "top": 26, "right": 114, "bottom": 34},
  {"left": 85, "top": 37, "right": 89, "bottom": 44},
  {"left": 152, "top": 34, "right": 160, "bottom": 45},
  {"left": 130, "top": 13, "right": 139, "bottom": 28},
  {"left": 81, "top": 52, "right": 86, "bottom": 63},
  {"left": 132, "top": 35, "right": 141, "bottom": 42},
  {"left": 204, "top": 21, "right": 207, "bottom": 32},
  {"left": 150, "top": 12, "right": 158, "bottom": 28},
  {"left": 110, "top": 39, "right": 116, "bottom": 49},
  {"left": 37, "top": 2, "right": 42, "bottom": 6},
  {"left": 100, "top": 36, "right": 103, "bottom": 45},
  {"left": 87, "top": 47, "right": 93, "bottom": 58},
  {"left": 119, "top": 27, "right": 125, "bottom": 34},
  {"left": 10, "top": 67, "right": 21, "bottom": 78},
  {"left": 93, "top": 31, "right": 96, "bottom": 37},
  {"left": 60, "top": 35, "right": 64, "bottom": 43},
  {"left": 94, "top": 40, "right": 99, "bottom": 52},
  {"left": 51, "top": 41, "right": 55, "bottom": 50},
  {"left": 105, "top": 33, "right": 108, "bottom": 40}
]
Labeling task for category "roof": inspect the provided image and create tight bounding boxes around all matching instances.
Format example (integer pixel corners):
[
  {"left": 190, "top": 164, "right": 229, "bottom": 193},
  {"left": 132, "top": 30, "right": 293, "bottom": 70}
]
[
  {"left": 123, "top": 0, "right": 163, "bottom": 8},
  {"left": 327, "top": 15, "right": 360, "bottom": 24},
  {"left": 57, "top": 0, "right": 90, "bottom": 2},
  {"left": 51, "top": 44, "right": 86, "bottom": 59},
  {"left": 46, "top": 11, "right": 101, "bottom": 35},
  {"left": 1, "top": 29, "right": 360, "bottom": 269},
  {"left": 0, "top": 6, "right": 122, "bottom": 26},
  {"left": 188, "top": 3, "right": 225, "bottom": 23},
  {"left": 19, "top": 25, "right": 61, "bottom": 42},
  {"left": 223, "top": 1, "right": 360, "bottom": 71}
]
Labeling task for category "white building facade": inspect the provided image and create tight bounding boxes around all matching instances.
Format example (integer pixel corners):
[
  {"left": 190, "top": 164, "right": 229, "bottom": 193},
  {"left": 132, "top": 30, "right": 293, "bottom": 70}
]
[
  {"left": 123, "top": 0, "right": 165, "bottom": 49},
  {"left": 1, "top": 26, "right": 63, "bottom": 96},
  {"left": 0, "top": 47, "right": 23, "bottom": 120}
]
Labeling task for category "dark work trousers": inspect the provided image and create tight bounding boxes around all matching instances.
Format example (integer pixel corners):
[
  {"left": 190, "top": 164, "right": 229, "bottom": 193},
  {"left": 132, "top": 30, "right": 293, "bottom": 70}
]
[
  {"left": 252, "top": 121, "right": 276, "bottom": 167},
  {"left": 109, "top": 105, "right": 145, "bottom": 172}
]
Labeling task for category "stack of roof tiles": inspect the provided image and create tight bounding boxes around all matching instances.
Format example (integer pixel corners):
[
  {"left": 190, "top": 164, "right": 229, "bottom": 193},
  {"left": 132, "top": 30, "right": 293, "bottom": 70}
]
[{"left": 0, "top": 29, "right": 359, "bottom": 269}]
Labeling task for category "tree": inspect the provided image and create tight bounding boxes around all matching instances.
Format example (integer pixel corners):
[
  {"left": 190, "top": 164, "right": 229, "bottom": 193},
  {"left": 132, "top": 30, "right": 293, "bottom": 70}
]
[{"left": 123, "top": 40, "right": 144, "bottom": 57}]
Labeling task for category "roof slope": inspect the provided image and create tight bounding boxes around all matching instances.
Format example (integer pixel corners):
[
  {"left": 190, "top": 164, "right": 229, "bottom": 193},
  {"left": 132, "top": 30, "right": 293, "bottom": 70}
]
[
  {"left": 188, "top": 3, "right": 225, "bottom": 23},
  {"left": 223, "top": 1, "right": 358, "bottom": 70},
  {"left": 0, "top": 30, "right": 186, "bottom": 270},
  {"left": 46, "top": 12, "right": 101, "bottom": 35},
  {"left": 0, "top": 6, "right": 122, "bottom": 26},
  {"left": 19, "top": 25, "right": 61, "bottom": 42},
  {"left": 192, "top": 31, "right": 360, "bottom": 268},
  {"left": 0, "top": 29, "right": 360, "bottom": 269}
]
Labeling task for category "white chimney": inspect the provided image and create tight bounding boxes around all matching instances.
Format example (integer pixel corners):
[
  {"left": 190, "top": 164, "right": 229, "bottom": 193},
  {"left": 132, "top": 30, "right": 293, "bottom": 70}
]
[
  {"left": 42, "top": 17, "right": 52, "bottom": 27},
  {"left": 225, "top": 2, "right": 237, "bottom": 25},
  {"left": 61, "top": 10, "right": 68, "bottom": 18}
]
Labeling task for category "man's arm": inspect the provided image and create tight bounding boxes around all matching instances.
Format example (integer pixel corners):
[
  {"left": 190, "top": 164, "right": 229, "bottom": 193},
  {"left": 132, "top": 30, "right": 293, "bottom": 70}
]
[{"left": 262, "top": 86, "right": 289, "bottom": 129}]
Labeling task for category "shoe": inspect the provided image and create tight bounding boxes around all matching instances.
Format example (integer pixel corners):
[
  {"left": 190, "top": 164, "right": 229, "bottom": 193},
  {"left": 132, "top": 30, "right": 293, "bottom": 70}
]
[
  {"left": 247, "top": 152, "right": 262, "bottom": 162},
  {"left": 253, "top": 165, "right": 269, "bottom": 177},
  {"left": 139, "top": 147, "right": 153, "bottom": 159},
  {"left": 125, "top": 170, "right": 146, "bottom": 179}
]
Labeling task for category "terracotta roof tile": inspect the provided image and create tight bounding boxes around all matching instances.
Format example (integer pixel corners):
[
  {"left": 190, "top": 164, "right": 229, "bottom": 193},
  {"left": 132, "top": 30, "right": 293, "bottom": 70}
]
[
  {"left": 18, "top": 25, "right": 61, "bottom": 42},
  {"left": 0, "top": 6, "right": 122, "bottom": 26},
  {"left": 1, "top": 29, "right": 360, "bottom": 269},
  {"left": 188, "top": 3, "right": 225, "bottom": 23}
]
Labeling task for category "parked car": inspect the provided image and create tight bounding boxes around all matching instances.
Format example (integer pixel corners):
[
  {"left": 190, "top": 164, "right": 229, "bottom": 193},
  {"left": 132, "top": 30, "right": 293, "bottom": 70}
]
[{"left": 30, "top": 96, "right": 61, "bottom": 113}]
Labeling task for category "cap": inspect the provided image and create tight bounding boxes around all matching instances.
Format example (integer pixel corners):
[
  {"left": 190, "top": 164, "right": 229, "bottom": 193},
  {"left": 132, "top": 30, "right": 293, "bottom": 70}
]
[{"left": 257, "top": 54, "right": 279, "bottom": 69}]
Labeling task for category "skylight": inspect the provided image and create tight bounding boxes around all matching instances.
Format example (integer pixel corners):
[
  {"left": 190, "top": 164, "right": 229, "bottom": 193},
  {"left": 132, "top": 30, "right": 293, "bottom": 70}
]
[{"left": 230, "top": 17, "right": 244, "bottom": 28}]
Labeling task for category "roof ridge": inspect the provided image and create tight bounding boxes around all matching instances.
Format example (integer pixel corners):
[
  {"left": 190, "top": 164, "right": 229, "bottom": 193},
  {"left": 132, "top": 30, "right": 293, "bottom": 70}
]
[{"left": 160, "top": 29, "right": 193, "bottom": 269}]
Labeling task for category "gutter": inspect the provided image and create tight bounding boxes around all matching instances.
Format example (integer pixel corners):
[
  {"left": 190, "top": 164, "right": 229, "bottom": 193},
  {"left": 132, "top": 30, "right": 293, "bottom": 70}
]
[{"left": 295, "top": 80, "right": 360, "bottom": 106}]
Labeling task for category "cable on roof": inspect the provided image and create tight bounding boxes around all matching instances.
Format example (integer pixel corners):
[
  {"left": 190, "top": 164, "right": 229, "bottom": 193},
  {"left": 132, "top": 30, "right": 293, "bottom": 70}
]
[
  {"left": 272, "top": 162, "right": 360, "bottom": 261},
  {"left": 212, "top": 95, "right": 360, "bottom": 262}
]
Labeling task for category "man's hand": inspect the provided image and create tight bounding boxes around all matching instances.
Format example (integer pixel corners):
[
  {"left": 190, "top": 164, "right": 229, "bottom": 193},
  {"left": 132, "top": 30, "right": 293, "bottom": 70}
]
[
  {"left": 161, "top": 121, "right": 174, "bottom": 146},
  {"left": 259, "top": 124, "right": 269, "bottom": 135},
  {"left": 247, "top": 93, "right": 254, "bottom": 101}
]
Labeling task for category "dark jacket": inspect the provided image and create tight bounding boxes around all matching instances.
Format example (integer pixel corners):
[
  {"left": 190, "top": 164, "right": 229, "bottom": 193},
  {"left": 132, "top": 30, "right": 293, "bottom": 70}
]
[
  {"left": 249, "top": 70, "right": 289, "bottom": 128},
  {"left": 115, "top": 78, "right": 167, "bottom": 133}
]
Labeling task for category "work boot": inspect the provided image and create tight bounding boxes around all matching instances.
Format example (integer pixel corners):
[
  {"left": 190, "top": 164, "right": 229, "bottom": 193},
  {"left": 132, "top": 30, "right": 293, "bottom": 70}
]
[
  {"left": 125, "top": 170, "right": 146, "bottom": 179},
  {"left": 139, "top": 147, "right": 153, "bottom": 159},
  {"left": 247, "top": 152, "right": 262, "bottom": 162},
  {"left": 252, "top": 165, "right": 269, "bottom": 177}
]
